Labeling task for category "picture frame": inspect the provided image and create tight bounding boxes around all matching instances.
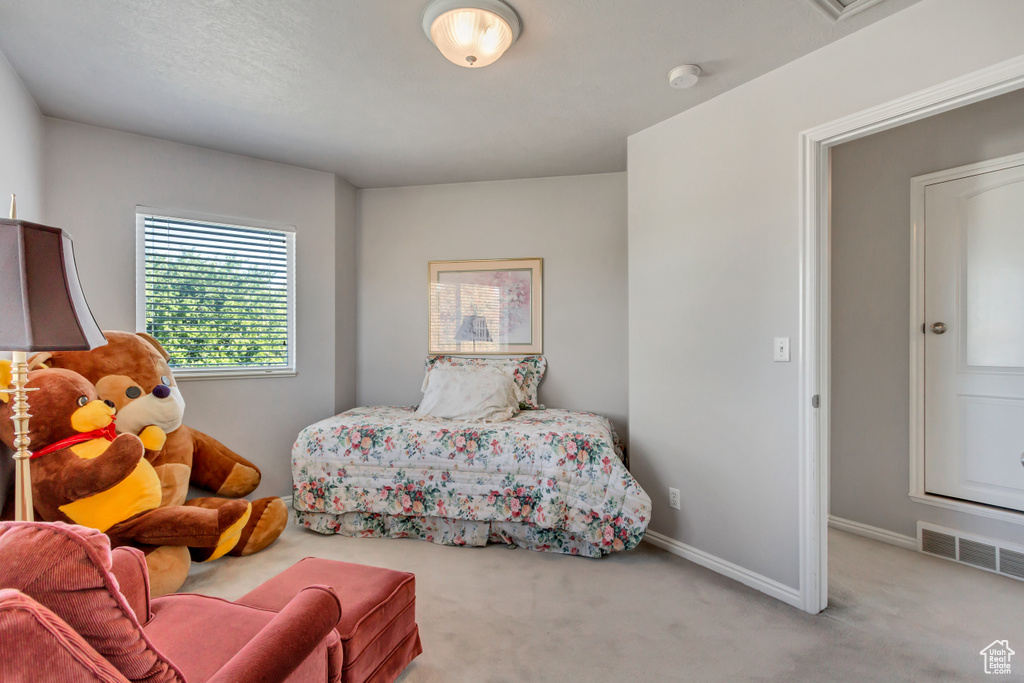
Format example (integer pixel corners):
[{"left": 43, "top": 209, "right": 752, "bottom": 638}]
[{"left": 428, "top": 258, "right": 543, "bottom": 355}]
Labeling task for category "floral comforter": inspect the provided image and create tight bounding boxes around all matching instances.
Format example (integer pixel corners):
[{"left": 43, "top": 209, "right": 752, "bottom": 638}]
[{"left": 292, "top": 406, "right": 651, "bottom": 557}]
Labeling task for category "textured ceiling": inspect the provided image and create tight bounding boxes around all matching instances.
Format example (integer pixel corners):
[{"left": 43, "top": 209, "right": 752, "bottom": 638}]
[{"left": 0, "top": 0, "right": 920, "bottom": 188}]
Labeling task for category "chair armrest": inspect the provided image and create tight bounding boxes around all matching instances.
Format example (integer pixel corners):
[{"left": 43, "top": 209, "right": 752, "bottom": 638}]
[
  {"left": 207, "top": 585, "right": 342, "bottom": 683},
  {"left": 110, "top": 547, "right": 151, "bottom": 624},
  {"left": 0, "top": 589, "right": 131, "bottom": 683}
]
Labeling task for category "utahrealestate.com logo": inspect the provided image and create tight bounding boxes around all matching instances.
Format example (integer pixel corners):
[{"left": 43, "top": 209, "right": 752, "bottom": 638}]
[{"left": 980, "top": 640, "right": 1014, "bottom": 675}]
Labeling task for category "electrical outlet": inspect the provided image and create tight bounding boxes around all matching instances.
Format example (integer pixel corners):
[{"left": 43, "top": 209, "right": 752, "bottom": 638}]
[{"left": 669, "top": 487, "right": 681, "bottom": 510}]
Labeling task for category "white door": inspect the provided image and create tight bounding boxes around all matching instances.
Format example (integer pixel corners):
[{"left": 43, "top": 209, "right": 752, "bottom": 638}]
[{"left": 923, "top": 156, "right": 1024, "bottom": 512}]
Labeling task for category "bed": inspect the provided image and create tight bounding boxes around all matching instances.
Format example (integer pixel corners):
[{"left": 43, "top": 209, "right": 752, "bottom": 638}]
[{"left": 291, "top": 405, "right": 651, "bottom": 557}]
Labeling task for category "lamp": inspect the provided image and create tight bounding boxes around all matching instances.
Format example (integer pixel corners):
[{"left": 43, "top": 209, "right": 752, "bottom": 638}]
[
  {"left": 422, "top": 0, "right": 521, "bottom": 68},
  {"left": 455, "top": 314, "right": 492, "bottom": 352},
  {"left": 455, "top": 314, "right": 492, "bottom": 342},
  {"left": 0, "top": 201, "right": 106, "bottom": 521}
]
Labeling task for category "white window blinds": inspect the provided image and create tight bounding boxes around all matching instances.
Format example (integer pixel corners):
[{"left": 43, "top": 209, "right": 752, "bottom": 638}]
[{"left": 139, "top": 213, "right": 295, "bottom": 374}]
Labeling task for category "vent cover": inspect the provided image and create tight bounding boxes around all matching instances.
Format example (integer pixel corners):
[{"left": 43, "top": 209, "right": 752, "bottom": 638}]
[
  {"left": 807, "top": 0, "right": 890, "bottom": 20},
  {"left": 959, "top": 539, "right": 997, "bottom": 570},
  {"left": 918, "top": 523, "right": 1024, "bottom": 582},
  {"left": 1000, "top": 549, "right": 1024, "bottom": 580},
  {"left": 921, "top": 528, "right": 956, "bottom": 559}
]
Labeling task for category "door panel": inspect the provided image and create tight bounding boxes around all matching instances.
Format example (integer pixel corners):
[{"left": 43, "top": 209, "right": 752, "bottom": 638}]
[
  {"left": 925, "top": 161, "right": 1024, "bottom": 511},
  {"left": 964, "top": 181, "right": 1024, "bottom": 369},
  {"left": 959, "top": 395, "right": 1024, "bottom": 496}
]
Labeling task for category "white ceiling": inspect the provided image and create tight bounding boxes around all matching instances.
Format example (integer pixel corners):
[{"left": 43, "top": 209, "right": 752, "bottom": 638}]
[{"left": 0, "top": 0, "right": 920, "bottom": 188}]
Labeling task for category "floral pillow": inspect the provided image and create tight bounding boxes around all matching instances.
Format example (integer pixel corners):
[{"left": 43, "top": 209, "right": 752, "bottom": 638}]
[
  {"left": 415, "top": 365, "right": 521, "bottom": 422},
  {"left": 424, "top": 355, "right": 546, "bottom": 409}
]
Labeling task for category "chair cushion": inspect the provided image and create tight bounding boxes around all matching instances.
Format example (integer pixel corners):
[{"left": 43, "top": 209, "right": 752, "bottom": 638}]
[
  {"left": 236, "top": 558, "right": 420, "bottom": 681},
  {"left": 110, "top": 547, "right": 151, "bottom": 624},
  {"left": 0, "top": 522, "right": 183, "bottom": 683},
  {"left": 0, "top": 588, "right": 131, "bottom": 682},
  {"left": 146, "top": 593, "right": 341, "bottom": 683}
]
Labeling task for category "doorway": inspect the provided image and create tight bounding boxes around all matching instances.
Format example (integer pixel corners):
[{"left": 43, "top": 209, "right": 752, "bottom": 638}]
[{"left": 798, "top": 57, "right": 1024, "bottom": 614}]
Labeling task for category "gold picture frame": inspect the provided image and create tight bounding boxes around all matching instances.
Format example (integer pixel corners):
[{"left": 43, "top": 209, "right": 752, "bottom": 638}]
[{"left": 428, "top": 258, "right": 543, "bottom": 355}]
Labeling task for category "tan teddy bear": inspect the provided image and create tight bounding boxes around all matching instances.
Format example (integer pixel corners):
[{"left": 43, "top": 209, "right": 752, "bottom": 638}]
[
  {"left": 0, "top": 363, "right": 251, "bottom": 595},
  {"left": 36, "top": 331, "right": 287, "bottom": 563}
]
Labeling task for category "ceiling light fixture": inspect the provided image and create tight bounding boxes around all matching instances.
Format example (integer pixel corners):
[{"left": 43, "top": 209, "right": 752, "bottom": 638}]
[
  {"left": 668, "top": 64, "right": 701, "bottom": 89},
  {"left": 422, "top": 0, "right": 521, "bottom": 68}
]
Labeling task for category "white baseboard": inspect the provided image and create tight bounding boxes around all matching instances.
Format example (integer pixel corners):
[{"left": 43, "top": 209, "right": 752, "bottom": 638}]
[
  {"left": 643, "top": 530, "right": 802, "bottom": 609},
  {"left": 828, "top": 515, "right": 917, "bottom": 550},
  {"left": 281, "top": 495, "right": 293, "bottom": 509}
]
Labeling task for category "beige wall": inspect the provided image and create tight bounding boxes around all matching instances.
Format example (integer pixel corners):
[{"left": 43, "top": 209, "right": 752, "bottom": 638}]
[
  {"left": 628, "top": 0, "right": 1024, "bottom": 592},
  {"left": 335, "top": 176, "right": 358, "bottom": 415},
  {"left": 0, "top": 51, "right": 41, "bottom": 220},
  {"left": 0, "top": 49, "right": 43, "bottom": 512},
  {"left": 356, "top": 173, "right": 630, "bottom": 441},
  {"left": 42, "top": 119, "right": 338, "bottom": 498},
  {"left": 831, "top": 88, "right": 1024, "bottom": 544}
]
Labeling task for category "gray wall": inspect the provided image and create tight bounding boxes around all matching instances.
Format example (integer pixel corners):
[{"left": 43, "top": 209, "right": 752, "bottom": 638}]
[
  {"left": 830, "top": 88, "right": 1024, "bottom": 544},
  {"left": 42, "top": 119, "right": 338, "bottom": 499},
  {"left": 627, "top": 0, "right": 1024, "bottom": 593},
  {"left": 356, "top": 173, "right": 629, "bottom": 441},
  {"left": 335, "top": 176, "right": 358, "bottom": 415},
  {"left": 0, "top": 49, "right": 43, "bottom": 512},
  {"left": 0, "top": 51, "right": 42, "bottom": 220}
]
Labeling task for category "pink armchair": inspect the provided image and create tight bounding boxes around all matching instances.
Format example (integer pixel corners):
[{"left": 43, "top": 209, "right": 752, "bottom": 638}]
[{"left": 0, "top": 522, "right": 344, "bottom": 683}]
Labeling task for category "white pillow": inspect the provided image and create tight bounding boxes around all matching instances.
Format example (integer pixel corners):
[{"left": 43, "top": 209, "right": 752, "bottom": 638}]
[{"left": 415, "top": 365, "right": 521, "bottom": 422}]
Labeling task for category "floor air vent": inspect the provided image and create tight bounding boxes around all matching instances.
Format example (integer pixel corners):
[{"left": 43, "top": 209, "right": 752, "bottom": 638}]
[
  {"left": 959, "top": 539, "right": 998, "bottom": 570},
  {"left": 1000, "top": 549, "right": 1024, "bottom": 580},
  {"left": 918, "top": 522, "right": 1024, "bottom": 582},
  {"left": 920, "top": 528, "right": 955, "bottom": 559}
]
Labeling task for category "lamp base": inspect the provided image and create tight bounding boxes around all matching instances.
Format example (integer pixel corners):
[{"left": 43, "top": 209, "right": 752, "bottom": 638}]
[{"left": 10, "top": 350, "right": 34, "bottom": 522}]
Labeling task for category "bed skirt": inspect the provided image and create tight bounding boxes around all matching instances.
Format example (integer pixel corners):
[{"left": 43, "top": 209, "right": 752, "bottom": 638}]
[{"left": 295, "top": 510, "right": 612, "bottom": 558}]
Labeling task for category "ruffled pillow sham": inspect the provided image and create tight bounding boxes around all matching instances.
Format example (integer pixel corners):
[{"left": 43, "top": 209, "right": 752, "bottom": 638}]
[
  {"left": 415, "top": 365, "right": 522, "bottom": 422},
  {"left": 423, "top": 355, "right": 546, "bottom": 409}
]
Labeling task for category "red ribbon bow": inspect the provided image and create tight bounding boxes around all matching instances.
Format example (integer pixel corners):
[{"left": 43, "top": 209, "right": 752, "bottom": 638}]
[{"left": 30, "top": 419, "right": 118, "bottom": 460}]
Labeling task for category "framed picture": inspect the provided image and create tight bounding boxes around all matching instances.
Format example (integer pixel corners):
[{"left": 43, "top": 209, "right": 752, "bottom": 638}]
[{"left": 428, "top": 258, "right": 543, "bottom": 355}]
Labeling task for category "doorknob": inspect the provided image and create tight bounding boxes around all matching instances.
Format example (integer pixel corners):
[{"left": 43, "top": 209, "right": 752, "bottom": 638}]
[{"left": 930, "top": 322, "right": 948, "bottom": 334}]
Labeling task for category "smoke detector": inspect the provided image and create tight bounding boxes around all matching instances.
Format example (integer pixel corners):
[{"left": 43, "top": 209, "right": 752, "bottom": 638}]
[{"left": 668, "top": 64, "right": 701, "bottom": 89}]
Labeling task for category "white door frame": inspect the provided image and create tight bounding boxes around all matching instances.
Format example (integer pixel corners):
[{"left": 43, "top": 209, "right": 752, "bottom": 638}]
[{"left": 798, "top": 54, "right": 1024, "bottom": 614}]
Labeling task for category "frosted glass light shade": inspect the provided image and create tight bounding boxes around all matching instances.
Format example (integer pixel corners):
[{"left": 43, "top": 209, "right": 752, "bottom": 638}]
[{"left": 423, "top": 0, "right": 521, "bottom": 68}]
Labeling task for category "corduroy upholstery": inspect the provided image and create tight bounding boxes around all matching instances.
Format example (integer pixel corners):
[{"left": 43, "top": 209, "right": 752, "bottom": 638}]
[
  {"left": 0, "top": 588, "right": 131, "bottom": 683},
  {"left": 110, "top": 546, "right": 152, "bottom": 623},
  {"left": 0, "top": 522, "right": 344, "bottom": 683},
  {"left": 237, "top": 557, "right": 423, "bottom": 683},
  {"left": 0, "top": 522, "right": 184, "bottom": 682},
  {"left": 148, "top": 588, "right": 343, "bottom": 683}
]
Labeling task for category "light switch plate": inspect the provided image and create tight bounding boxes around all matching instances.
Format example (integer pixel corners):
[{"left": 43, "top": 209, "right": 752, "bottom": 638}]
[{"left": 774, "top": 337, "right": 790, "bottom": 362}]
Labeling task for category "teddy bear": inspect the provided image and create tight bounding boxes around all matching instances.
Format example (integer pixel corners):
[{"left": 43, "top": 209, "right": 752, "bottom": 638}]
[
  {"left": 35, "top": 330, "right": 287, "bottom": 563},
  {"left": 0, "top": 363, "right": 251, "bottom": 595}
]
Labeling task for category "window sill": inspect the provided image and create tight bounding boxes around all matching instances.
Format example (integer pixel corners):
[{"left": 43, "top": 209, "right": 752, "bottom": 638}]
[{"left": 173, "top": 368, "right": 297, "bottom": 382}]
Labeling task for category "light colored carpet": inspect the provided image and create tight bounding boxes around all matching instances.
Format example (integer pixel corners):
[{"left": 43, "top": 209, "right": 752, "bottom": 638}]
[{"left": 185, "top": 517, "right": 1024, "bottom": 682}]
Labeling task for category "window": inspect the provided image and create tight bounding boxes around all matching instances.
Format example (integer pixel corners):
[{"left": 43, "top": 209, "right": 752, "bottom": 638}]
[{"left": 136, "top": 208, "right": 295, "bottom": 378}]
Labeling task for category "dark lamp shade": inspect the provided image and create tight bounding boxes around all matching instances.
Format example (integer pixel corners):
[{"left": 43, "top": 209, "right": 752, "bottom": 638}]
[{"left": 0, "top": 219, "right": 106, "bottom": 352}]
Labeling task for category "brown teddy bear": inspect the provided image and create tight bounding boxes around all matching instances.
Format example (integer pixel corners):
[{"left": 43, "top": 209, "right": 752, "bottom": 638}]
[
  {"left": 36, "top": 331, "right": 287, "bottom": 562},
  {"left": 0, "top": 364, "right": 251, "bottom": 595}
]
